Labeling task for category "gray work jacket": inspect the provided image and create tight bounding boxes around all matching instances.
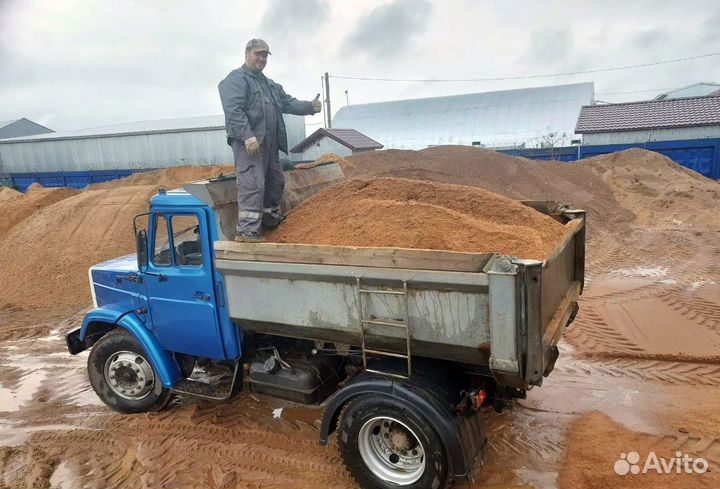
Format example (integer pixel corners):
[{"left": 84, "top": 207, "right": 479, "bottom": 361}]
[{"left": 218, "top": 64, "right": 315, "bottom": 153}]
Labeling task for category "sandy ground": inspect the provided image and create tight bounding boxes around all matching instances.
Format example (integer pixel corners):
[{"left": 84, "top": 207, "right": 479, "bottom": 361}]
[{"left": 1, "top": 150, "right": 719, "bottom": 488}]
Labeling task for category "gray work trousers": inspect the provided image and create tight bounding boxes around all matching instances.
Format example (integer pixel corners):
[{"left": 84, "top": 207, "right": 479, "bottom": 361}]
[{"left": 231, "top": 131, "right": 284, "bottom": 235}]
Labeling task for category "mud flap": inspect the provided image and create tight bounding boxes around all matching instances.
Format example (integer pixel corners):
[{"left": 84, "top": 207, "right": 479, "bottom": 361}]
[
  {"left": 543, "top": 346, "right": 560, "bottom": 377},
  {"left": 66, "top": 328, "right": 84, "bottom": 355},
  {"left": 67, "top": 327, "right": 109, "bottom": 355},
  {"left": 453, "top": 409, "right": 488, "bottom": 481}
]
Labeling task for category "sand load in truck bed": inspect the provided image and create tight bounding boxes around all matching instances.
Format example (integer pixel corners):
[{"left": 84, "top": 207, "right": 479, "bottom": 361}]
[{"left": 267, "top": 177, "right": 569, "bottom": 261}]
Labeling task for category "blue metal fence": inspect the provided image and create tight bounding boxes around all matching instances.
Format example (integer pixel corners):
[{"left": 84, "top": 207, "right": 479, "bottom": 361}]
[
  {"left": 578, "top": 138, "right": 720, "bottom": 180},
  {"left": 500, "top": 138, "right": 720, "bottom": 179},
  {"left": 10, "top": 169, "right": 140, "bottom": 192}
]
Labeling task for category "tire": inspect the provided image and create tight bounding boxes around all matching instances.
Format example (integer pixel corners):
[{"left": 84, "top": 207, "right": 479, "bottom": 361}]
[
  {"left": 338, "top": 395, "right": 450, "bottom": 489},
  {"left": 87, "top": 329, "right": 172, "bottom": 413}
]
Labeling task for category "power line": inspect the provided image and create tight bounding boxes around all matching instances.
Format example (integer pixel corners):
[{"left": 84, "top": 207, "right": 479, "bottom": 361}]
[{"left": 330, "top": 51, "right": 720, "bottom": 83}]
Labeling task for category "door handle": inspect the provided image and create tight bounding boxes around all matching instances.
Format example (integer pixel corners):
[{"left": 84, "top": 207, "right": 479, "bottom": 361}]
[
  {"left": 194, "top": 292, "right": 211, "bottom": 302},
  {"left": 145, "top": 271, "right": 167, "bottom": 282},
  {"left": 128, "top": 272, "right": 143, "bottom": 284}
]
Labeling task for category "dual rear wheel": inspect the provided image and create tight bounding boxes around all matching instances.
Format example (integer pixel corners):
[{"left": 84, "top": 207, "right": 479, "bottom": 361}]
[{"left": 338, "top": 396, "right": 449, "bottom": 489}]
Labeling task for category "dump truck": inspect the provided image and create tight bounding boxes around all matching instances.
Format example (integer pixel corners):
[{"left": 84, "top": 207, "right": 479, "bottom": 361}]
[{"left": 66, "top": 168, "right": 585, "bottom": 489}]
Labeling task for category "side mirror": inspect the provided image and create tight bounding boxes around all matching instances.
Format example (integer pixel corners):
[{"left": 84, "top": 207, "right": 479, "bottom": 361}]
[{"left": 136, "top": 229, "right": 148, "bottom": 271}]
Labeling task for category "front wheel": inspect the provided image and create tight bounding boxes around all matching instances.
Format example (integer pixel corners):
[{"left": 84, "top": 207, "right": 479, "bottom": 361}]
[
  {"left": 87, "top": 329, "right": 172, "bottom": 413},
  {"left": 338, "top": 396, "right": 450, "bottom": 489}
]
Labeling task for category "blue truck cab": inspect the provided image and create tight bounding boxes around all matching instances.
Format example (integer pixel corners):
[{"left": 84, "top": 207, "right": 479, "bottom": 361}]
[{"left": 68, "top": 189, "right": 241, "bottom": 390}]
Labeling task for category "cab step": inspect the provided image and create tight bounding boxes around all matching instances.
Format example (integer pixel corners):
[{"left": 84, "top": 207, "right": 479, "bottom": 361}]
[{"left": 171, "top": 361, "right": 241, "bottom": 401}]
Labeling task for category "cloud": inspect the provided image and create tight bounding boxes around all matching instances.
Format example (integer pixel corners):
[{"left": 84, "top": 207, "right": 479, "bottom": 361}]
[
  {"left": 340, "top": 0, "right": 432, "bottom": 58},
  {"left": 631, "top": 29, "right": 665, "bottom": 49},
  {"left": 701, "top": 13, "right": 720, "bottom": 44},
  {"left": 0, "top": 1, "right": 261, "bottom": 129},
  {"left": 519, "top": 28, "right": 573, "bottom": 67},
  {"left": 260, "top": 0, "right": 330, "bottom": 40}
]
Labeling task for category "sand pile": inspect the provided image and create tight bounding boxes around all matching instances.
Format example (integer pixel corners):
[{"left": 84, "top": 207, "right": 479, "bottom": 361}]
[
  {"left": 580, "top": 149, "right": 720, "bottom": 227},
  {"left": 559, "top": 149, "right": 720, "bottom": 364},
  {"left": 0, "top": 185, "right": 158, "bottom": 309},
  {"left": 0, "top": 186, "right": 79, "bottom": 237},
  {"left": 0, "top": 186, "right": 22, "bottom": 201},
  {"left": 345, "top": 146, "right": 634, "bottom": 233},
  {"left": 91, "top": 165, "right": 233, "bottom": 190},
  {"left": 267, "top": 177, "right": 569, "bottom": 260},
  {"left": 311, "top": 153, "right": 346, "bottom": 166},
  {"left": 559, "top": 412, "right": 718, "bottom": 488},
  {"left": 0, "top": 166, "right": 231, "bottom": 310}
]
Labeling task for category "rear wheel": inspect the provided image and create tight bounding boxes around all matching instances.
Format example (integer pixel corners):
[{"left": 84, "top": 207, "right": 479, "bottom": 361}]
[
  {"left": 338, "top": 396, "right": 449, "bottom": 489},
  {"left": 88, "top": 329, "right": 172, "bottom": 413}
]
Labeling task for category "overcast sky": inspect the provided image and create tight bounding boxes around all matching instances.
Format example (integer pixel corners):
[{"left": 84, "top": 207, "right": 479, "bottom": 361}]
[{"left": 1, "top": 0, "right": 719, "bottom": 132}]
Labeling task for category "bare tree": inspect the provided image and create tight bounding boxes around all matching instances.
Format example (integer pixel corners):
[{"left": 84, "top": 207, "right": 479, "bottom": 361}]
[{"left": 539, "top": 131, "right": 569, "bottom": 161}]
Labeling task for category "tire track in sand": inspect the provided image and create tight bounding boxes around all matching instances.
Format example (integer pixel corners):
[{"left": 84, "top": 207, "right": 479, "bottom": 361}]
[
  {"left": 555, "top": 357, "right": 720, "bottom": 387},
  {"left": 659, "top": 291, "right": 720, "bottom": 333},
  {"left": 635, "top": 430, "right": 720, "bottom": 466},
  {"left": 565, "top": 305, "right": 647, "bottom": 354}
]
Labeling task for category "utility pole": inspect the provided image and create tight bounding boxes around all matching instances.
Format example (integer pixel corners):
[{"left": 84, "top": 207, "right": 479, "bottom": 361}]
[
  {"left": 324, "top": 72, "right": 332, "bottom": 128},
  {"left": 345, "top": 90, "right": 349, "bottom": 107}
]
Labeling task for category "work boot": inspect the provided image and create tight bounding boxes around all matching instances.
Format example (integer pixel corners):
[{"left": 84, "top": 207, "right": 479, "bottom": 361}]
[
  {"left": 234, "top": 231, "right": 265, "bottom": 243},
  {"left": 262, "top": 213, "right": 286, "bottom": 230}
]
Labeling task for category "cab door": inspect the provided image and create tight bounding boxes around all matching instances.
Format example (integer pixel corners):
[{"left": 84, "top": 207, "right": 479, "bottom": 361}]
[{"left": 144, "top": 210, "right": 225, "bottom": 359}]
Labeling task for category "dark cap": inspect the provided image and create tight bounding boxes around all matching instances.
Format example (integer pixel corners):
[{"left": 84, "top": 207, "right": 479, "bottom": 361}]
[{"left": 246, "top": 38, "right": 271, "bottom": 54}]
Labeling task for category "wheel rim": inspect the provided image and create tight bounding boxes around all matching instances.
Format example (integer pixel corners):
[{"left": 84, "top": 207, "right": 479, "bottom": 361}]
[
  {"left": 104, "top": 351, "right": 155, "bottom": 400},
  {"left": 358, "top": 416, "right": 426, "bottom": 485}
]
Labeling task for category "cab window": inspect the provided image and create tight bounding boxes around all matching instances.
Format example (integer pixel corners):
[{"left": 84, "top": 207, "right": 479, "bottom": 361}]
[
  {"left": 152, "top": 214, "right": 202, "bottom": 267},
  {"left": 171, "top": 215, "right": 203, "bottom": 267}
]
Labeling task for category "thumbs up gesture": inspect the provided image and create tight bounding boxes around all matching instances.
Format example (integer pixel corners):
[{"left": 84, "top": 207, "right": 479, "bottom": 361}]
[{"left": 312, "top": 93, "right": 322, "bottom": 114}]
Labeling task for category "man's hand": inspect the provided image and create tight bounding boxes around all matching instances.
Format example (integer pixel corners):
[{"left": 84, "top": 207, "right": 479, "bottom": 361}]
[
  {"left": 245, "top": 136, "right": 260, "bottom": 157},
  {"left": 312, "top": 93, "right": 322, "bottom": 114}
]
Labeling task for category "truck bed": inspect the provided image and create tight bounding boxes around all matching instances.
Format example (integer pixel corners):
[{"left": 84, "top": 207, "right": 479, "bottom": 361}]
[{"left": 213, "top": 202, "right": 585, "bottom": 389}]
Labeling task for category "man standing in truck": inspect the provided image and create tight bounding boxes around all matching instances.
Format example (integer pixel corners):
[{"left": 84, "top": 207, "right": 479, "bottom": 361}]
[{"left": 219, "top": 38, "right": 322, "bottom": 242}]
